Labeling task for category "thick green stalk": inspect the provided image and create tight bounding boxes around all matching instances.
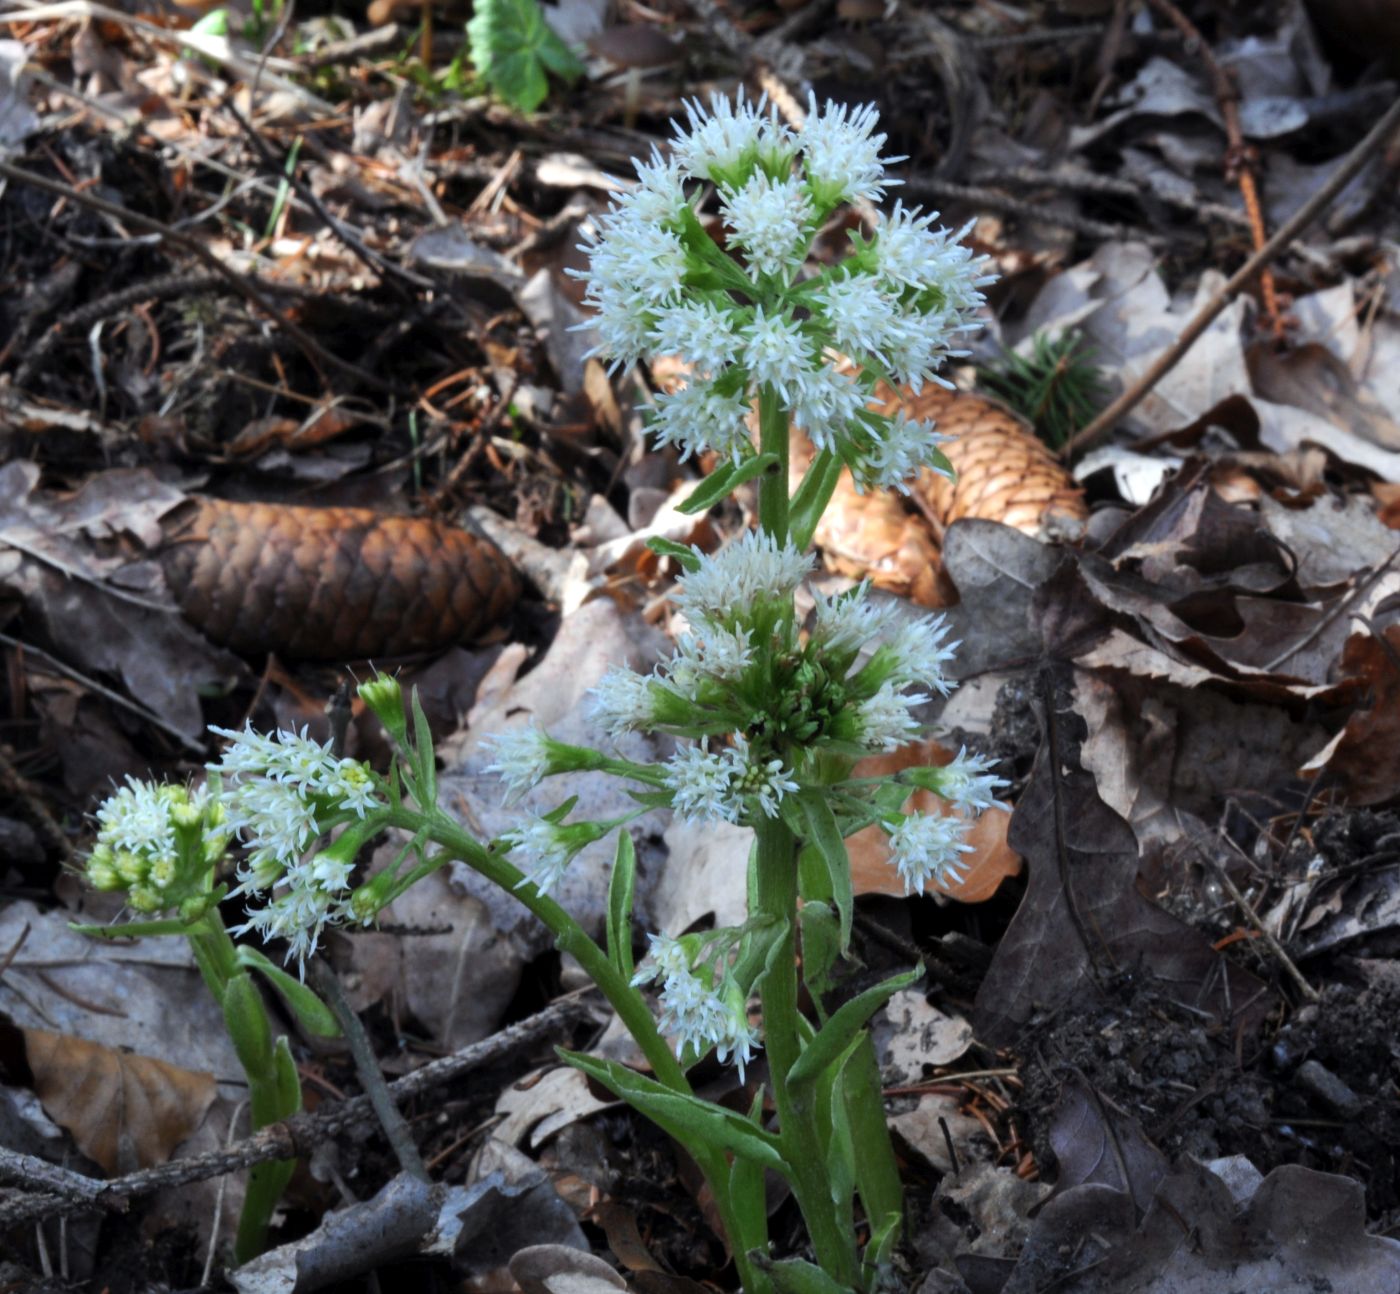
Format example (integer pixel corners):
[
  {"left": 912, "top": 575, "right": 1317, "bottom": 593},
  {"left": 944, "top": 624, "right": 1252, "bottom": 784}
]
[
  {"left": 189, "top": 916, "right": 299, "bottom": 1263},
  {"left": 413, "top": 811, "right": 766, "bottom": 1294},
  {"left": 757, "top": 384, "right": 791, "bottom": 546},
  {"left": 753, "top": 818, "right": 859, "bottom": 1286}
]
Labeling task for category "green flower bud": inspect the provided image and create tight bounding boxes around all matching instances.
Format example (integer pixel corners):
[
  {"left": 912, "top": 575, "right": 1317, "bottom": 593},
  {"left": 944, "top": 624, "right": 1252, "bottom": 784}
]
[{"left": 358, "top": 675, "right": 408, "bottom": 746}]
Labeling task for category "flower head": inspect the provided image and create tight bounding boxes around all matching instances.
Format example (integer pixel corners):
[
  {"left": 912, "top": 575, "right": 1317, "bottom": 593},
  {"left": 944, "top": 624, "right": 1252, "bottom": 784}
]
[
  {"left": 888, "top": 812, "right": 973, "bottom": 894},
  {"left": 856, "top": 682, "right": 927, "bottom": 751},
  {"left": 721, "top": 171, "right": 814, "bottom": 279},
  {"left": 936, "top": 748, "right": 1010, "bottom": 815},
  {"left": 649, "top": 378, "right": 752, "bottom": 465},
  {"left": 483, "top": 722, "right": 555, "bottom": 803},
  {"left": 591, "top": 666, "right": 658, "bottom": 738},
  {"left": 671, "top": 90, "right": 788, "bottom": 184},
  {"left": 675, "top": 530, "right": 814, "bottom": 628},
  {"left": 503, "top": 815, "right": 577, "bottom": 896},
  {"left": 743, "top": 306, "right": 816, "bottom": 406},
  {"left": 800, "top": 93, "right": 903, "bottom": 208},
  {"left": 88, "top": 779, "right": 227, "bottom": 914},
  {"left": 664, "top": 739, "right": 745, "bottom": 823}
]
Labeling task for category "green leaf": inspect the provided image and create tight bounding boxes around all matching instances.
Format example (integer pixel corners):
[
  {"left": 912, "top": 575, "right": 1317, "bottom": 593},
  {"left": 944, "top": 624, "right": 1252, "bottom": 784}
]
[
  {"left": 466, "top": 0, "right": 583, "bottom": 114},
  {"left": 787, "top": 966, "right": 922, "bottom": 1094},
  {"left": 728, "top": 1087, "right": 771, "bottom": 1257},
  {"left": 645, "top": 537, "right": 702, "bottom": 571},
  {"left": 795, "top": 790, "right": 853, "bottom": 953},
  {"left": 789, "top": 449, "right": 845, "bottom": 550},
  {"left": 842, "top": 1036, "right": 905, "bottom": 1257},
  {"left": 410, "top": 687, "right": 437, "bottom": 809},
  {"left": 71, "top": 916, "right": 201, "bottom": 939},
  {"left": 819, "top": 1035, "right": 862, "bottom": 1230},
  {"left": 236, "top": 946, "right": 341, "bottom": 1038},
  {"left": 272, "top": 1035, "right": 302, "bottom": 1118},
  {"left": 798, "top": 901, "right": 841, "bottom": 1009},
  {"left": 677, "top": 453, "right": 780, "bottom": 516},
  {"left": 222, "top": 971, "right": 274, "bottom": 1076},
  {"left": 606, "top": 830, "right": 637, "bottom": 982},
  {"left": 751, "top": 1254, "right": 855, "bottom": 1294},
  {"left": 560, "top": 1051, "right": 789, "bottom": 1172}
]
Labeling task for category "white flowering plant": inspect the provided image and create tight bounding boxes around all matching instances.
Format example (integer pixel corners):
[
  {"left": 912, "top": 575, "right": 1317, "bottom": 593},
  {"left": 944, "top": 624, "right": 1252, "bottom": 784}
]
[
  {"left": 81, "top": 91, "right": 1004, "bottom": 1292},
  {"left": 76, "top": 773, "right": 341, "bottom": 1263}
]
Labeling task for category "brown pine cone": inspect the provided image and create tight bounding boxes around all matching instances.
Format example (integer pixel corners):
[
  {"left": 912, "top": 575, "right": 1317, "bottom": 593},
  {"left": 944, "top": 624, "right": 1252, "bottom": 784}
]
[
  {"left": 793, "top": 383, "right": 1087, "bottom": 606},
  {"left": 873, "top": 383, "right": 1089, "bottom": 542},
  {"left": 159, "top": 498, "right": 519, "bottom": 660}
]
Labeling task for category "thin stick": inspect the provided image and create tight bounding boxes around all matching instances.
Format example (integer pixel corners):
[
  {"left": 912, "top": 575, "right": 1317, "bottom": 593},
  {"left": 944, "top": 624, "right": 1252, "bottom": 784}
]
[
  {"left": 0, "top": 996, "right": 589, "bottom": 1227},
  {"left": 308, "top": 958, "right": 430, "bottom": 1182},
  {"left": 0, "top": 631, "right": 206, "bottom": 757},
  {"left": 1060, "top": 93, "right": 1400, "bottom": 462},
  {"left": 1177, "top": 814, "right": 1319, "bottom": 1003}
]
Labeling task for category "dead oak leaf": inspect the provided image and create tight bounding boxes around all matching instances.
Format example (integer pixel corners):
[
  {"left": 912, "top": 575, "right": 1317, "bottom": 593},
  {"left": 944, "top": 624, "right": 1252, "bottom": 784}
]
[{"left": 24, "top": 1028, "right": 217, "bottom": 1175}]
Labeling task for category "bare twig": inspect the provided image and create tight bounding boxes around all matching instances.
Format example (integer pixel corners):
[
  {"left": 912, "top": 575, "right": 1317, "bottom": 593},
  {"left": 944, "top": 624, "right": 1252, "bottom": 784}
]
[
  {"left": 218, "top": 94, "right": 434, "bottom": 294},
  {"left": 0, "top": 996, "right": 590, "bottom": 1227},
  {"left": 307, "top": 958, "right": 430, "bottom": 1183},
  {"left": 1177, "top": 814, "right": 1319, "bottom": 1004},
  {"left": 0, "top": 631, "right": 206, "bottom": 757},
  {"left": 0, "top": 159, "right": 398, "bottom": 395},
  {"left": 1060, "top": 93, "right": 1400, "bottom": 461},
  {"left": 902, "top": 175, "right": 1164, "bottom": 247}
]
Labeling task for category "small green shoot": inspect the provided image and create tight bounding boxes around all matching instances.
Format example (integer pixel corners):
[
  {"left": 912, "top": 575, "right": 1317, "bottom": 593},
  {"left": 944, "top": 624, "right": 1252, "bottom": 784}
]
[{"left": 978, "top": 328, "right": 1108, "bottom": 450}]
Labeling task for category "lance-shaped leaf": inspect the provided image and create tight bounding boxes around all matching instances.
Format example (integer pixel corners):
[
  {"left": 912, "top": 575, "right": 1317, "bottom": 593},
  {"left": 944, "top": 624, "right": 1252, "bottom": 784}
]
[
  {"left": 560, "top": 1051, "right": 789, "bottom": 1172},
  {"left": 606, "top": 829, "right": 637, "bottom": 981},
  {"left": 787, "top": 966, "right": 922, "bottom": 1095},
  {"left": 237, "top": 945, "right": 340, "bottom": 1038},
  {"left": 752, "top": 1254, "right": 856, "bottom": 1294},
  {"left": 790, "top": 448, "right": 844, "bottom": 551},
  {"left": 796, "top": 789, "right": 853, "bottom": 952},
  {"left": 677, "top": 453, "right": 780, "bottom": 516}
]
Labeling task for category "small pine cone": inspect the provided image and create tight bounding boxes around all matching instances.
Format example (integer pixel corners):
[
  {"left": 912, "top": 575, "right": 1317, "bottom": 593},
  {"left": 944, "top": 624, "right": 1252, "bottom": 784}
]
[
  {"left": 159, "top": 498, "right": 519, "bottom": 660},
  {"left": 872, "top": 383, "right": 1089, "bottom": 542}
]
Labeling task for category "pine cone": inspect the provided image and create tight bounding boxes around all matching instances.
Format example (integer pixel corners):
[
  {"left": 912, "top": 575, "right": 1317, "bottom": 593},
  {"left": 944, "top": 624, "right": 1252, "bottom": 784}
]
[
  {"left": 795, "top": 384, "right": 1087, "bottom": 606},
  {"left": 875, "top": 383, "right": 1089, "bottom": 542},
  {"left": 159, "top": 498, "right": 519, "bottom": 660}
]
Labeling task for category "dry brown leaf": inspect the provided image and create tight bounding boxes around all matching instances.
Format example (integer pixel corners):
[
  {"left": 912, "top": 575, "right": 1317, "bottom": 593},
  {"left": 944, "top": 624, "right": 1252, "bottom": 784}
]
[
  {"left": 24, "top": 1027, "right": 218, "bottom": 1175},
  {"left": 844, "top": 740, "right": 1022, "bottom": 903},
  {"left": 1298, "top": 625, "right": 1400, "bottom": 806}
]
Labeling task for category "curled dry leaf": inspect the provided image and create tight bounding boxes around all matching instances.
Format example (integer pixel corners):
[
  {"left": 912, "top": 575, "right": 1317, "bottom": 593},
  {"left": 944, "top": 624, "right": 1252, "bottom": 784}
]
[
  {"left": 22, "top": 1027, "right": 217, "bottom": 1175},
  {"left": 1298, "top": 624, "right": 1400, "bottom": 806},
  {"left": 159, "top": 497, "right": 520, "bottom": 660},
  {"left": 845, "top": 739, "right": 1022, "bottom": 903},
  {"left": 794, "top": 385, "right": 1088, "bottom": 607}
]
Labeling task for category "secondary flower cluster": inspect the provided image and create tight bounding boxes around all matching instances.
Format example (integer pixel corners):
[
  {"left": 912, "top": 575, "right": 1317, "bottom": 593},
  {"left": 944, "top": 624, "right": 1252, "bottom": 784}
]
[
  {"left": 209, "top": 724, "right": 387, "bottom": 970},
  {"left": 631, "top": 933, "right": 761, "bottom": 1079},
  {"left": 484, "top": 529, "right": 1008, "bottom": 895},
  {"left": 87, "top": 779, "right": 228, "bottom": 914},
  {"left": 571, "top": 90, "right": 993, "bottom": 490}
]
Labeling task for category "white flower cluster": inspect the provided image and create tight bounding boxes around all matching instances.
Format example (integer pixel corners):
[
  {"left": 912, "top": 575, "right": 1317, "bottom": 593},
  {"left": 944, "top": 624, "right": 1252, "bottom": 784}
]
[
  {"left": 592, "top": 533, "right": 806, "bottom": 825},
  {"left": 809, "top": 581, "right": 959, "bottom": 749},
  {"left": 209, "top": 724, "right": 385, "bottom": 972},
  {"left": 571, "top": 89, "right": 992, "bottom": 485},
  {"left": 501, "top": 814, "right": 576, "bottom": 896},
  {"left": 665, "top": 735, "right": 799, "bottom": 825},
  {"left": 88, "top": 779, "right": 224, "bottom": 914},
  {"left": 885, "top": 749, "right": 1011, "bottom": 895},
  {"left": 632, "top": 934, "right": 761, "bottom": 1080}
]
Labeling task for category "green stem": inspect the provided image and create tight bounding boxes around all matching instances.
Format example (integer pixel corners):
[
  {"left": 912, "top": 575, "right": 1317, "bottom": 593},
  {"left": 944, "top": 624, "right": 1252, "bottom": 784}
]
[
  {"left": 754, "top": 818, "right": 859, "bottom": 1286},
  {"left": 411, "top": 811, "right": 766, "bottom": 1294},
  {"left": 757, "top": 384, "right": 791, "bottom": 546},
  {"left": 188, "top": 913, "right": 299, "bottom": 1263}
]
